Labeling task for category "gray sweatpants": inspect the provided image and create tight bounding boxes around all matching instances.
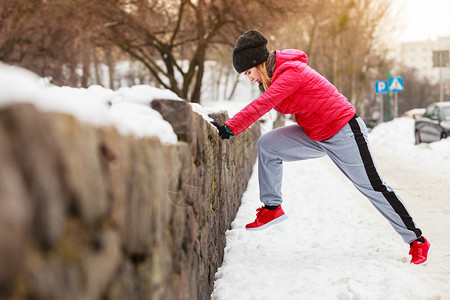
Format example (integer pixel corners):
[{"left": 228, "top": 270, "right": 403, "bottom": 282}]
[{"left": 257, "top": 115, "right": 422, "bottom": 244}]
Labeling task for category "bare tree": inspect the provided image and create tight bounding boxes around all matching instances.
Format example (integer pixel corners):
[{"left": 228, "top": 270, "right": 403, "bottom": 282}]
[
  {"left": 1, "top": 0, "right": 110, "bottom": 87},
  {"left": 399, "top": 65, "right": 439, "bottom": 112},
  {"left": 96, "top": 0, "right": 291, "bottom": 102},
  {"left": 272, "top": 0, "right": 397, "bottom": 114},
  {"left": 0, "top": 0, "right": 44, "bottom": 63}
]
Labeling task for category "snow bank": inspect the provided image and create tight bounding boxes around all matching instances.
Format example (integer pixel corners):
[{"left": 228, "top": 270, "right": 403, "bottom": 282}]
[
  {"left": 0, "top": 63, "right": 182, "bottom": 144},
  {"left": 369, "top": 118, "right": 450, "bottom": 172}
]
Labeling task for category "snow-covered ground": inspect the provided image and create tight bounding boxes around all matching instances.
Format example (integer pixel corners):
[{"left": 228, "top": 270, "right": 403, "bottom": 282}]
[{"left": 211, "top": 116, "right": 450, "bottom": 299}]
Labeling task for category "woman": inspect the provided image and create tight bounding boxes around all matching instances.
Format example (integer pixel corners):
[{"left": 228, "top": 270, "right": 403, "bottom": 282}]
[{"left": 211, "top": 29, "right": 431, "bottom": 265}]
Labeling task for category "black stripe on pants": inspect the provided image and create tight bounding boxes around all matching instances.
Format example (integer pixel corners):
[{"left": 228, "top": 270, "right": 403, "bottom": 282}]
[{"left": 348, "top": 116, "right": 422, "bottom": 239}]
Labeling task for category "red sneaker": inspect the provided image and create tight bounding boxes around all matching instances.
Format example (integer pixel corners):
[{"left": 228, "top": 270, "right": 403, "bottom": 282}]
[
  {"left": 245, "top": 206, "right": 287, "bottom": 230},
  {"left": 409, "top": 236, "right": 432, "bottom": 265}
]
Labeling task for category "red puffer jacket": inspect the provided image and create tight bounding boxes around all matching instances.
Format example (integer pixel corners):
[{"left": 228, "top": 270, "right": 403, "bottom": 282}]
[{"left": 225, "top": 49, "right": 356, "bottom": 141}]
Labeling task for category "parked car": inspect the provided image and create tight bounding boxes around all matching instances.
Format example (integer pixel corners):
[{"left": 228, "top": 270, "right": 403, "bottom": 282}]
[{"left": 414, "top": 102, "right": 450, "bottom": 144}]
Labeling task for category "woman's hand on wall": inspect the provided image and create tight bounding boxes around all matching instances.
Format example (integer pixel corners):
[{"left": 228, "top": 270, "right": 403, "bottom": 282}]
[{"left": 210, "top": 122, "right": 235, "bottom": 140}]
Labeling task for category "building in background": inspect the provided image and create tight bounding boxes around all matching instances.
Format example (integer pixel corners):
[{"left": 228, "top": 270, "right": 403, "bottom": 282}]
[{"left": 401, "top": 36, "right": 450, "bottom": 84}]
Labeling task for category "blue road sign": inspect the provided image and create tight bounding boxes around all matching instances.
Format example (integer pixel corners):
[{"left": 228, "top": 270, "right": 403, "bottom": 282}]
[
  {"left": 389, "top": 77, "right": 404, "bottom": 92},
  {"left": 375, "top": 81, "right": 388, "bottom": 94}
]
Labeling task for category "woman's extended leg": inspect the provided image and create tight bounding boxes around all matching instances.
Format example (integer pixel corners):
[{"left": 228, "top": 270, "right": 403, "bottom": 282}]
[{"left": 320, "top": 116, "right": 422, "bottom": 244}]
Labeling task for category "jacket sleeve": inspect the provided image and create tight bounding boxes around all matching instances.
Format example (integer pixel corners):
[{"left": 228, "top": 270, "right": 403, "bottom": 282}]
[{"left": 225, "top": 66, "right": 302, "bottom": 136}]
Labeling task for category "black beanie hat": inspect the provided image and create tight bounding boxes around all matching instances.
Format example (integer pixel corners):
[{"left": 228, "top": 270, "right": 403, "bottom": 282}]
[{"left": 232, "top": 30, "right": 269, "bottom": 73}]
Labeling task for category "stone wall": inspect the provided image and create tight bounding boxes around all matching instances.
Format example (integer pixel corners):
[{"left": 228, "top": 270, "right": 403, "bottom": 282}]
[{"left": 0, "top": 99, "right": 260, "bottom": 300}]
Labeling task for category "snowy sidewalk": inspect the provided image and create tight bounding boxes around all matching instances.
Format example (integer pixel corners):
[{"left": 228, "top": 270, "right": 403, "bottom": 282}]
[{"left": 212, "top": 157, "right": 441, "bottom": 300}]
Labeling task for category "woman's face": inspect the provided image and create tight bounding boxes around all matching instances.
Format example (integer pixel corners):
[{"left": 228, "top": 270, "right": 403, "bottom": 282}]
[{"left": 243, "top": 67, "right": 261, "bottom": 84}]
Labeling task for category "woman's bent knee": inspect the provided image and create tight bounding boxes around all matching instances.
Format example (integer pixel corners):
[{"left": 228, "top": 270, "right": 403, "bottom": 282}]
[{"left": 258, "top": 130, "right": 277, "bottom": 151}]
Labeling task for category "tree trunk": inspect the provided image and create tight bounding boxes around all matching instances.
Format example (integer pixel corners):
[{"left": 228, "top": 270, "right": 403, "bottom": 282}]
[
  {"left": 81, "top": 44, "right": 90, "bottom": 88},
  {"left": 104, "top": 48, "right": 115, "bottom": 90},
  {"left": 92, "top": 48, "right": 103, "bottom": 86},
  {"left": 227, "top": 74, "right": 240, "bottom": 100}
]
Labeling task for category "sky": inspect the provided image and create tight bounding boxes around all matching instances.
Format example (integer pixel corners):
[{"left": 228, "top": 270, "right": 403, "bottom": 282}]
[{"left": 395, "top": 0, "right": 450, "bottom": 42}]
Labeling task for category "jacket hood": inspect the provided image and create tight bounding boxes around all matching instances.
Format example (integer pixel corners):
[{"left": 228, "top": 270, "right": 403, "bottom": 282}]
[{"left": 275, "top": 49, "right": 308, "bottom": 68}]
